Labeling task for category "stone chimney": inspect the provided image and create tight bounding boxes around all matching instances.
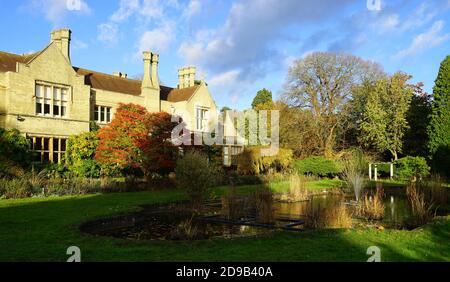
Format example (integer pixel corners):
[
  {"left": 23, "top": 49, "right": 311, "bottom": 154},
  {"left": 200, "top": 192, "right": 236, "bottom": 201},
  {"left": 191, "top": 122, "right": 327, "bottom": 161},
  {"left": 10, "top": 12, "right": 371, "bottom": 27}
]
[
  {"left": 142, "top": 51, "right": 159, "bottom": 89},
  {"left": 142, "top": 51, "right": 152, "bottom": 89},
  {"left": 151, "top": 53, "right": 160, "bottom": 89},
  {"left": 178, "top": 66, "right": 196, "bottom": 89},
  {"left": 51, "top": 28, "right": 71, "bottom": 62}
]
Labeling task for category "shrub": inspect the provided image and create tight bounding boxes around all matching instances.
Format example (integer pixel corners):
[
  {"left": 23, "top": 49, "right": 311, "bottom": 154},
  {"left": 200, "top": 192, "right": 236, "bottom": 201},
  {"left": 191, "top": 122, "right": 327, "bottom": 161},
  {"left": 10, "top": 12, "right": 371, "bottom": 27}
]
[
  {"left": 176, "top": 151, "right": 217, "bottom": 206},
  {"left": 294, "top": 156, "right": 342, "bottom": 177},
  {"left": 0, "top": 178, "right": 33, "bottom": 199},
  {"left": 376, "top": 163, "right": 391, "bottom": 178},
  {"left": 0, "top": 128, "right": 32, "bottom": 178},
  {"left": 237, "top": 147, "right": 293, "bottom": 175},
  {"left": 65, "top": 131, "right": 101, "bottom": 178},
  {"left": 395, "top": 156, "right": 430, "bottom": 181}
]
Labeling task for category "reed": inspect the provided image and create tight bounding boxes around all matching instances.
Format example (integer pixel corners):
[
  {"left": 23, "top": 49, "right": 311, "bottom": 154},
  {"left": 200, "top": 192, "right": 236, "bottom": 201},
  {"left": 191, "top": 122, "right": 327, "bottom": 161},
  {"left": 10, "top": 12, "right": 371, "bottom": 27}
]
[
  {"left": 406, "top": 182, "right": 435, "bottom": 227},
  {"left": 255, "top": 186, "right": 275, "bottom": 224},
  {"left": 357, "top": 183, "right": 385, "bottom": 220},
  {"left": 304, "top": 200, "right": 352, "bottom": 229},
  {"left": 278, "top": 174, "right": 309, "bottom": 202}
]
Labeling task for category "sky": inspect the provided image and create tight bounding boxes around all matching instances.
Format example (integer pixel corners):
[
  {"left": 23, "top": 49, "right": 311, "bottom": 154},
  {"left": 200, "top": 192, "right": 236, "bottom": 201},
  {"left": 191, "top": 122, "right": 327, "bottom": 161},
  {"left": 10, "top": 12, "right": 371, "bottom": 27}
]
[{"left": 0, "top": 0, "right": 449, "bottom": 110}]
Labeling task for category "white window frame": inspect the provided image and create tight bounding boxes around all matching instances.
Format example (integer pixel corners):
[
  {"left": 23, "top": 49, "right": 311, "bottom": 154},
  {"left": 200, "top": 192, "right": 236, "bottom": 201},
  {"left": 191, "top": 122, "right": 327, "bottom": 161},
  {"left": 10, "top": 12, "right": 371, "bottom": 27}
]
[
  {"left": 35, "top": 82, "right": 70, "bottom": 118},
  {"left": 196, "top": 106, "right": 209, "bottom": 131},
  {"left": 94, "top": 105, "right": 112, "bottom": 124}
]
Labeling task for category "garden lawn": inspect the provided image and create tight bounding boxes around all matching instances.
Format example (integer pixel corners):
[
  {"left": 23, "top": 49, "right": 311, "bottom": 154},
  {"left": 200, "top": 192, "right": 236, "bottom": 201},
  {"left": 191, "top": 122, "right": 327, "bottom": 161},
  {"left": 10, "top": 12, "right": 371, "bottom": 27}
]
[{"left": 0, "top": 181, "right": 449, "bottom": 262}]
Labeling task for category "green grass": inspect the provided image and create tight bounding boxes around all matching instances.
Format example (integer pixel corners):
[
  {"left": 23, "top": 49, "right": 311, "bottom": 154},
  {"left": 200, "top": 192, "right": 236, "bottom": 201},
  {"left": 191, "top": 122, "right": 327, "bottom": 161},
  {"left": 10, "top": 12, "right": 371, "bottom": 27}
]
[{"left": 0, "top": 180, "right": 449, "bottom": 262}]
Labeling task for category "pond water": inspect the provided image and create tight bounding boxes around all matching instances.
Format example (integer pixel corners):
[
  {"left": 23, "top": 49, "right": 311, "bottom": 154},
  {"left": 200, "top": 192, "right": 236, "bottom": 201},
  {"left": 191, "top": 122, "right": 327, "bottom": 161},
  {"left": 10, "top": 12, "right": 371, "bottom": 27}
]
[{"left": 79, "top": 186, "right": 447, "bottom": 241}]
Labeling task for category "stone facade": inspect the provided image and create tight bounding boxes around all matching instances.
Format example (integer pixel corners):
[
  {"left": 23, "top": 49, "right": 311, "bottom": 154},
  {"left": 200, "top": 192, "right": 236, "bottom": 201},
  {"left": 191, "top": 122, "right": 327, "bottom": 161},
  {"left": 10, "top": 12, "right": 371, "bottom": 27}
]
[{"left": 0, "top": 28, "right": 225, "bottom": 163}]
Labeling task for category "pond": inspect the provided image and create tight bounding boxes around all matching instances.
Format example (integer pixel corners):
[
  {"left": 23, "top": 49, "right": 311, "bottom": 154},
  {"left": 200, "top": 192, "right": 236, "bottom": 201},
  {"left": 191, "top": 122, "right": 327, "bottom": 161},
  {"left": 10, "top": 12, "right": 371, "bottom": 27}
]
[{"left": 79, "top": 186, "right": 447, "bottom": 241}]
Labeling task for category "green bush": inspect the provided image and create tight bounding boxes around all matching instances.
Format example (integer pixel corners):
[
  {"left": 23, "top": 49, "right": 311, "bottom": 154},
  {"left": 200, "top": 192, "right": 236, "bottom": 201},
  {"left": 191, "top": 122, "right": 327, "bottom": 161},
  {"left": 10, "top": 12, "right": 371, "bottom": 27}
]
[
  {"left": 395, "top": 156, "right": 430, "bottom": 181},
  {"left": 0, "top": 129, "right": 32, "bottom": 178},
  {"left": 237, "top": 147, "right": 293, "bottom": 175},
  {"left": 0, "top": 178, "right": 33, "bottom": 199},
  {"left": 175, "top": 151, "right": 217, "bottom": 205},
  {"left": 65, "top": 132, "right": 102, "bottom": 178},
  {"left": 294, "top": 156, "right": 342, "bottom": 177},
  {"left": 376, "top": 163, "right": 391, "bottom": 178}
]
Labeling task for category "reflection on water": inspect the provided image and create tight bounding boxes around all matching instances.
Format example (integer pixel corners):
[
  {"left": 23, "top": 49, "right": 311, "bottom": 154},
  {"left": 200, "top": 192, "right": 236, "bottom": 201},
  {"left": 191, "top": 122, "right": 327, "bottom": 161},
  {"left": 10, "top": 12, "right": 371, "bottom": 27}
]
[
  {"left": 80, "top": 186, "right": 445, "bottom": 241},
  {"left": 274, "top": 190, "right": 412, "bottom": 227}
]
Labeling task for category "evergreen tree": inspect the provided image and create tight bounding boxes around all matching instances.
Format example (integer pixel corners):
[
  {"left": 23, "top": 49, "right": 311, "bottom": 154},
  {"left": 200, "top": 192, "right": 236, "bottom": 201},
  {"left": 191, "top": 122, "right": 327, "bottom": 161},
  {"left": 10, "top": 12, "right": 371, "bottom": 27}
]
[
  {"left": 252, "top": 88, "right": 273, "bottom": 109},
  {"left": 428, "top": 56, "right": 450, "bottom": 176}
]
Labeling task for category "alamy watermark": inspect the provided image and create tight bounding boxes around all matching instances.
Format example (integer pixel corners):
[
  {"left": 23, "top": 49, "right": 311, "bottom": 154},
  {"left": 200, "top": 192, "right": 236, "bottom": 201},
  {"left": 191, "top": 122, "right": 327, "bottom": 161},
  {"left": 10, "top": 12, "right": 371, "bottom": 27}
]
[
  {"left": 66, "top": 246, "right": 81, "bottom": 262},
  {"left": 367, "top": 0, "right": 382, "bottom": 11},
  {"left": 367, "top": 246, "right": 381, "bottom": 262},
  {"left": 171, "top": 110, "right": 280, "bottom": 157},
  {"left": 66, "top": 0, "right": 82, "bottom": 11}
]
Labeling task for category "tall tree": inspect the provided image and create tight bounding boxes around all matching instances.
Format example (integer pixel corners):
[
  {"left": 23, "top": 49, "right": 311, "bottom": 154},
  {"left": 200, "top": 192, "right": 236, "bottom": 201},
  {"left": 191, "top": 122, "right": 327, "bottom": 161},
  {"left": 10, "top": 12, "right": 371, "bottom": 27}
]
[
  {"left": 284, "top": 52, "right": 384, "bottom": 158},
  {"left": 252, "top": 88, "right": 273, "bottom": 109},
  {"left": 428, "top": 55, "right": 450, "bottom": 176},
  {"left": 403, "top": 83, "right": 432, "bottom": 158},
  {"left": 359, "top": 72, "right": 414, "bottom": 161}
]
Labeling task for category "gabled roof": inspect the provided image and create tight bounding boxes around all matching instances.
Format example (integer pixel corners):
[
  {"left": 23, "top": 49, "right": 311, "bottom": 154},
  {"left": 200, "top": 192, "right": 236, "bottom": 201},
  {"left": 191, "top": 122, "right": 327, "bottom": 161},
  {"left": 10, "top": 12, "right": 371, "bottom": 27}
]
[
  {"left": 0, "top": 50, "right": 199, "bottom": 102},
  {"left": 0, "top": 51, "right": 39, "bottom": 72},
  {"left": 160, "top": 85, "right": 199, "bottom": 102}
]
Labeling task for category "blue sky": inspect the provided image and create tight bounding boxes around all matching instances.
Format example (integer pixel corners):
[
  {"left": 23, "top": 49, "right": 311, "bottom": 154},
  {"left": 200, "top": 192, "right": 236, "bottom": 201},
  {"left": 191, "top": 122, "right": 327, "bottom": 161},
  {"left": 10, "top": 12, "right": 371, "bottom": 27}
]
[{"left": 1, "top": 0, "right": 450, "bottom": 110}]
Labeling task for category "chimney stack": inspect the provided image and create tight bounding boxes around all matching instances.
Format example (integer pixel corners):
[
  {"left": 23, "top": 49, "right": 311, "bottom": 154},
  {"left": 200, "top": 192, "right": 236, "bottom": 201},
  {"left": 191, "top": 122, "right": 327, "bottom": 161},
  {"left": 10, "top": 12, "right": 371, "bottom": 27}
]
[
  {"left": 189, "top": 66, "right": 196, "bottom": 87},
  {"left": 178, "top": 66, "right": 196, "bottom": 89},
  {"left": 142, "top": 51, "right": 159, "bottom": 89},
  {"left": 50, "top": 28, "right": 71, "bottom": 62},
  {"left": 151, "top": 53, "right": 160, "bottom": 89},
  {"left": 142, "top": 51, "right": 152, "bottom": 89}
]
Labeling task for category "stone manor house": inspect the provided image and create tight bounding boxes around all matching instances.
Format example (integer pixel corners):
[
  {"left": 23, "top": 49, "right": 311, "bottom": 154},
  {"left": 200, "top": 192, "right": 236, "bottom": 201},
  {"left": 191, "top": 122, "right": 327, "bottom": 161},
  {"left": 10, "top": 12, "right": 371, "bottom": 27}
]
[{"left": 0, "top": 28, "right": 239, "bottom": 165}]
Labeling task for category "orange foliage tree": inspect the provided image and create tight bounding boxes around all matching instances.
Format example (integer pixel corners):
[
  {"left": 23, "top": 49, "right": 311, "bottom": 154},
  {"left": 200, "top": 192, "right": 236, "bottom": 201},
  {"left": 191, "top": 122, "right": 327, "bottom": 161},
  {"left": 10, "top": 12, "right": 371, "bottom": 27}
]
[
  {"left": 140, "top": 112, "right": 183, "bottom": 177},
  {"left": 95, "top": 103, "right": 184, "bottom": 177},
  {"left": 95, "top": 103, "right": 149, "bottom": 174}
]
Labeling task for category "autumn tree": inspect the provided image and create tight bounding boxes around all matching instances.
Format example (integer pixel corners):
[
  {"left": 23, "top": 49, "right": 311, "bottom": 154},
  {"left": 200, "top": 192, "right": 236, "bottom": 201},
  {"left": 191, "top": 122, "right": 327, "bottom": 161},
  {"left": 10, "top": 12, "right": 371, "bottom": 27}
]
[
  {"left": 359, "top": 72, "right": 414, "bottom": 161},
  {"left": 140, "top": 112, "right": 181, "bottom": 177},
  {"left": 284, "top": 52, "right": 384, "bottom": 158},
  {"left": 95, "top": 103, "right": 149, "bottom": 174},
  {"left": 428, "top": 55, "right": 450, "bottom": 176}
]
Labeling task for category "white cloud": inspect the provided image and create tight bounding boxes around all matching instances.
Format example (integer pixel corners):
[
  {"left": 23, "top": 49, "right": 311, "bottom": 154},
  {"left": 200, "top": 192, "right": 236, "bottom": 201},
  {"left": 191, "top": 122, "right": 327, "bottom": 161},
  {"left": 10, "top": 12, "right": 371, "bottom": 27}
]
[
  {"left": 183, "top": 0, "right": 202, "bottom": 20},
  {"left": 29, "top": 0, "right": 91, "bottom": 24},
  {"left": 208, "top": 70, "right": 241, "bottom": 87},
  {"left": 97, "top": 23, "right": 119, "bottom": 44},
  {"left": 394, "top": 21, "right": 450, "bottom": 59},
  {"left": 178, "top": 0, "right": 354, "bottom": 82},
  {"left": 137, "top": 23, "right": 175, "bottom": 55},
  {"left": 110, "top": 0, "right": 140, "bottom": 22},
  {"left": 72, "top": 39, "right": 89, "bottom": 50}
]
